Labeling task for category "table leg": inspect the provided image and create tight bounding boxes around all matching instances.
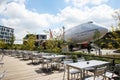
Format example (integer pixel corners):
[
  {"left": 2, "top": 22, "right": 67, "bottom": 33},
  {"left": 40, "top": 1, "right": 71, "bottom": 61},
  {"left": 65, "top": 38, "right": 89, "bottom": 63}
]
[
  {"left": 67, "top": 66, "right": 70, "bottom": 80},
  {"left": 80, "top": 70, "right": 83, "bottom": 79},
  {"left": 82, "top": 69, "right": 85, "bottom": 79}
]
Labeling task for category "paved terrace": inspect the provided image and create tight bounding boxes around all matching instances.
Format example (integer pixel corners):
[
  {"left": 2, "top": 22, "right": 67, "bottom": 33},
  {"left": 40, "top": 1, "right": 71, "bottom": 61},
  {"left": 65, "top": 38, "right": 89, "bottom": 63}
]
[{"left": 3, "top": 56, "right": 64, "bottom": 80}]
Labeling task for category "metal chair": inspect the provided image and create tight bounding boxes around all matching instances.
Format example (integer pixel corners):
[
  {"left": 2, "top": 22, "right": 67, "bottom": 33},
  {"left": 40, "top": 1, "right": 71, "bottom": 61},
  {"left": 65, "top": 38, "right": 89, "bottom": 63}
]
[
  {"left": 0, "top": 70, "right": 5, "bottom": 80},
  {"left": 63, "top": 59, "right": 72, "bottom": 80},
  {"left": 77, "top": 57, "right": 85, "bottom": 62},
  {"left": 51, "top": 57, "right": 62, "bottom": 70},
  {"left": 84, "top": 66, "right": 106, "bottom": 80},
  {"left": 0, "top": 53, "right": 4, "bottom": 68},
  {"left": 105, "top": 65, "right": 119, "bottom": 80},
  {"left": 41, "top": 58, "right": 52, "bottom": 71},
  {"left": 0, "top": 53, "right": 4, "bottom": 62},
  {"left": 63, "top": 59, "right": 81, "bottom": 80},
  {"left": 0, "top": 53, "right": 5, "bottom": 80}
]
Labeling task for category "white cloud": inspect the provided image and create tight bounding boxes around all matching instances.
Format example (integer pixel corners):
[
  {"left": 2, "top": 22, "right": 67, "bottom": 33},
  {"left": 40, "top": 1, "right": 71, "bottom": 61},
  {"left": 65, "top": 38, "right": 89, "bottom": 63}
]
[
  {"left": 0, "top": 0, "right": 7, "bottom": 13},
  {"left": 91, "top": 0, "right": 108, "bottom": 5},
  {"left": 0, "top": 1, "right": 60, "bottom": 43},
  {"left": 57, "top": 4, "right": 114, "bottom": 30},
  {"left": 65, "top": 0, "right": 109, "bottom": 7},
  {"left": 0, "top": 0, "right": 117, "bottom": 44},
  {"left": 65, "top": 0, "right": 70, "bottom": 3},
  {"left": 0, "top": 0, "right": 6, "bottom": 4}
]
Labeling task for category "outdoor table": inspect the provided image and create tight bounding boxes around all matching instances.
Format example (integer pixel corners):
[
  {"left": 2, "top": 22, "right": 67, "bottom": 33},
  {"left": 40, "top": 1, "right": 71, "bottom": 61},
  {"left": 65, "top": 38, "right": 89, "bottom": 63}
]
[
  {"left": 42, "top": 55, "right": 66, "bottom": 70},
  {"left": 66, "top": 60, "right": 109, "bottom": 80},
  {"left": 42, "top": 55, "right": 65, "bottom": 59},
  {"left": 30, "top": 53, "right": 42, "bottom": 63}
]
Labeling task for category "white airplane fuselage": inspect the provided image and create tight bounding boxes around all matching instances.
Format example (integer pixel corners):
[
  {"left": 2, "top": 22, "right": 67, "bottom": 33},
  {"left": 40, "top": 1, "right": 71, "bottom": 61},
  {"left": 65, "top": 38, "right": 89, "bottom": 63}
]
[{"left": 65, "top": 21, "right": 108, "bottom": 44}]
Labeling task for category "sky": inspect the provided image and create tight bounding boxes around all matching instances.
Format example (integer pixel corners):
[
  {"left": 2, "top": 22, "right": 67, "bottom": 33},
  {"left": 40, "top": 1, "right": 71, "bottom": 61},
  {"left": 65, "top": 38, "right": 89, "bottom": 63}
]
[{"left": 0, "top": 0, "right": 120, "bottom": 44}]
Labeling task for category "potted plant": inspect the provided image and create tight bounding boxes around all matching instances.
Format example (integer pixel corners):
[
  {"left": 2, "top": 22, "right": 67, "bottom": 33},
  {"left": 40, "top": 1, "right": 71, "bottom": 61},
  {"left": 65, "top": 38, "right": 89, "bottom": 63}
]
[{"left": 72, "top": 55, "right": 78, "bottom": 62}]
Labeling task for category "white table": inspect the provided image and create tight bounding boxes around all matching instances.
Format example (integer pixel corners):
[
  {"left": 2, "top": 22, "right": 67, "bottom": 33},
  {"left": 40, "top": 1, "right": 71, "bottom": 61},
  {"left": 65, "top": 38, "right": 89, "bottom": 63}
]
[
  {"left": 67, "top": 60, "right": 109, "bottom": 80},
  {"left": 41, "top": 55, "right": 66, "bottom": 70},
  {"left": 42, "top": 55, "right": 65, "bottom": 59}
]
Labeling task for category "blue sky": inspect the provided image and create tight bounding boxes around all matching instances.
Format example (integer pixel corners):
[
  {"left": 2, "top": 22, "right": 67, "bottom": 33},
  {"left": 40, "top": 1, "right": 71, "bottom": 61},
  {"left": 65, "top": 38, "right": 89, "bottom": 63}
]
[
  {"left": 107, "top": 0, "right": 120, "bottom": 9},
  {"left": 0, "top": 0, "right": 120, "bottom": 44},
  {"left": 25, "top": 0, "right": 120, "bottom": 14},
  {"left": 26, "top": 0, "right": 67, "bottom": 14}
]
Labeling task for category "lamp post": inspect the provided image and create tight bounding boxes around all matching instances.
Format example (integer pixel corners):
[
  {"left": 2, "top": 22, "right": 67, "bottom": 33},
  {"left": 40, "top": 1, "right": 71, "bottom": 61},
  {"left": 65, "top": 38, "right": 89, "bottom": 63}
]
[
  {"left": 62, "top": 26, "right": 68, "bottom": 52},
  {"left": 62, "top": 26, "right": 65, "bottom": 43}
]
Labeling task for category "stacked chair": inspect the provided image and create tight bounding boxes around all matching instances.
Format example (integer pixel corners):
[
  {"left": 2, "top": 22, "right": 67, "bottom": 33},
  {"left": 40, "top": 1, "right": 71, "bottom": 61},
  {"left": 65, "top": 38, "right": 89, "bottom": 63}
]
[{"left": 0, "top": 52, "right": 6, "bottom": 80}]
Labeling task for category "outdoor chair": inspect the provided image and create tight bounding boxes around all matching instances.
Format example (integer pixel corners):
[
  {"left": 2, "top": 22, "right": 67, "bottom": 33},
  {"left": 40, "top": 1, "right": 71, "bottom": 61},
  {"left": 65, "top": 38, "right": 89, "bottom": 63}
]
[
  {"left": 84, "top": 66, "right": 106, "bottom": 80},
  {"left": 115, "top": 64, "right": 120, "bottom": 76},
  {"left": 41, "top": 58, "right": 52, "bottom": 71},
  {"left": 22, "top": 51, "right": 32, "bottom": 60},
  {"left": 0, "top": 70, "right": 5, "bottom": 80},
  {"left": 105, "top": 65, "right": 119, "bottom": 80},
  {"left": 63, "top": 59, "right": 72, "bottom": 80},
  {"left": 0, "top": 53, "right": 4, "bottom": 62},
  {"left": 30, "top": 53, "right": 42, "bottom": 63},
  {"left": 51, "top": 57, "right": 62, "bottom": 71},
  {"left": 0, "top": 53, "right": 5, "bottom": 80},
  {"left": 77, "top": 57, "right": 85, "bottom": 62},
  {"left": 0, "top": 53, "right": 4, "bottom": 67},
  {"left": 63, "top": 59, "right": 81, "bottom": 80}
]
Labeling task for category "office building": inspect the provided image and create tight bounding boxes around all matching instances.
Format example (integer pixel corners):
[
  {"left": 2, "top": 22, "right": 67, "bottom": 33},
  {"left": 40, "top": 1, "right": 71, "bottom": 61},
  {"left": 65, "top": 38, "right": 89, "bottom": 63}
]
[
  {"left": 0, "top": 25, "right": 14, "bottom": 43},
  {"left": 23, "top": 34, "right": 47, "bottom": 46}
]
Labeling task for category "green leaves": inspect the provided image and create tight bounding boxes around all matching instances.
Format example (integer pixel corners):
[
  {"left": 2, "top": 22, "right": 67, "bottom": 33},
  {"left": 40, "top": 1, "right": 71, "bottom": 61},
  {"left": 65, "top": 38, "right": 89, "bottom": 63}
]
[
  {"left": 23, "top": 34, "right": 36, "bottom": 50},
  {"left": 45, "top": 40, "right": 62, "bottom": 53}
]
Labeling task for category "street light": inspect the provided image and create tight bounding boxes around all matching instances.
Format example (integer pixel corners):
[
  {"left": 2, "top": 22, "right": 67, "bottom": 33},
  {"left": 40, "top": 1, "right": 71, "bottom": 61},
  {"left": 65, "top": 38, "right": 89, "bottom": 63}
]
[{"left": 62, "top": 26, "right": 65, "bottom": 43}]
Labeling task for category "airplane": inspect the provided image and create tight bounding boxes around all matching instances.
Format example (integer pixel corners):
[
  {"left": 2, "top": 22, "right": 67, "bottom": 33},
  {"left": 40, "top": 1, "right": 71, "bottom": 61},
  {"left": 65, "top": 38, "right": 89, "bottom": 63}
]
[{"left": 64, "top": 21, "right": 108, "bottom": 51}]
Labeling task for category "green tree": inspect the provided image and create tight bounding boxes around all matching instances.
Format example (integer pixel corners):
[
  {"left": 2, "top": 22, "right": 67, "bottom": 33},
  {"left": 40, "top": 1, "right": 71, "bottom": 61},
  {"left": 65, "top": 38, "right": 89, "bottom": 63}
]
[
  {"left": 0, "top": 40, "right": 6, "bottom": 49},
  {"left": 23, "top": 34, "right": 36, "bottom": 50},
  {"left": 45, "top": 39, "right": 62, "bottom": 53},
  {"left": 9, "top": 34, "right": 15, "bottom": 49},
  {"left": 43, "top": 28, "right": 64, "bottom": 53},
  {"left": 111, "top": 10, "right": 120, "bottom": 48}
]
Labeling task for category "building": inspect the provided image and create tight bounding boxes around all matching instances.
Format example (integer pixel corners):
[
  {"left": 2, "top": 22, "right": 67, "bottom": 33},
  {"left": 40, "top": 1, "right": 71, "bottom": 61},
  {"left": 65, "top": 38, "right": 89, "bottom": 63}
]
[
  {"left": 36, "top": 34, "right": 47, "bottom": 46},
  {"left": 23, "top": 34, "right": 47, "bottom": 46},
  {"left": 0, "top": 25, "right": 14, "bottom": 43}
]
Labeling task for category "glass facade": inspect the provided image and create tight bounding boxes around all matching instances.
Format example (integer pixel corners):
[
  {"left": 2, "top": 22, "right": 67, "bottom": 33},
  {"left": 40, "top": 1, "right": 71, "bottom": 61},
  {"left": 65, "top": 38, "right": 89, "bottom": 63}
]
[{"left": 0, "top": 25, "right": 14, "bottom": 43}]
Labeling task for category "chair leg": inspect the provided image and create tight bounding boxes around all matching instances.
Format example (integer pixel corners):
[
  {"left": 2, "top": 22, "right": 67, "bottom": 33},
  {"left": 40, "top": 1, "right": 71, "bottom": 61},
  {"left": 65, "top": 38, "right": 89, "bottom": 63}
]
[
  {"left": 77, "top": 73, "right": 79, "bottom": 79},
  {"left": 63, "top": 70, "right": 65, "bottom": 80},
  {"left": 74, "top": 74, "right": 75, "bottom": 79},
  {"left": 71, "top": 74, "right": 73, "bottom": 80}
]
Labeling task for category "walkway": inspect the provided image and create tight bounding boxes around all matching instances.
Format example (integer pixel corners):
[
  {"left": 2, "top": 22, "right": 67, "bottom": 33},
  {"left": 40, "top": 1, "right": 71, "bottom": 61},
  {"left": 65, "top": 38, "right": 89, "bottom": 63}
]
[{"left": 3, "top": 56, "right": 64, "bottom": 80}]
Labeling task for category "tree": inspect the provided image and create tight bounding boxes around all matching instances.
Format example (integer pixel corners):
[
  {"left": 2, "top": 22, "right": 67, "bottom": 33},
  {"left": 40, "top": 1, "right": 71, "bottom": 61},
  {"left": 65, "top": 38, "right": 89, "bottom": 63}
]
[
  {"left": 112, "top": 10, "right": 120, "bottom": 30},
  {"left": 45, "top": 39, "right": 63, "bottom": 53},
  {"left": 98, "top": 10, "right": 120, "bottom": 49},
  {"left": 0, "top": 40, "right": 6, "bottom": 49},
  {"left": 23, "top": 34, "right": 36, "bottom": 50},
  {"left": 43, "top": 28, "right": 64, "bottom": 53},
  {"left": 9, "top": 34, "right": 15, "bottom": 49},
  {"left": 111, "top": 10, "right": 120, "bottom": 48}
]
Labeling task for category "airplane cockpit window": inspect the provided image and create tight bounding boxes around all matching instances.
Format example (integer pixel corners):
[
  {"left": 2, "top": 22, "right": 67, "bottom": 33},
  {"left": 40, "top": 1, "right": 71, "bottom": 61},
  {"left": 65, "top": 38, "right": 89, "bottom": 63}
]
[{"left": 87, "top": 21, "right": 93, "bottom": 24}]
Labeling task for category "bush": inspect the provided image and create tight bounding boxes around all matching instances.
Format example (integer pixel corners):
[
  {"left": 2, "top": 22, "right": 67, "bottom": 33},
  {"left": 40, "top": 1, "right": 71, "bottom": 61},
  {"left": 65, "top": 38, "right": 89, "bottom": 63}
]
[{"left": 71, "top": 55, "right": 78, "bottom": 62}]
